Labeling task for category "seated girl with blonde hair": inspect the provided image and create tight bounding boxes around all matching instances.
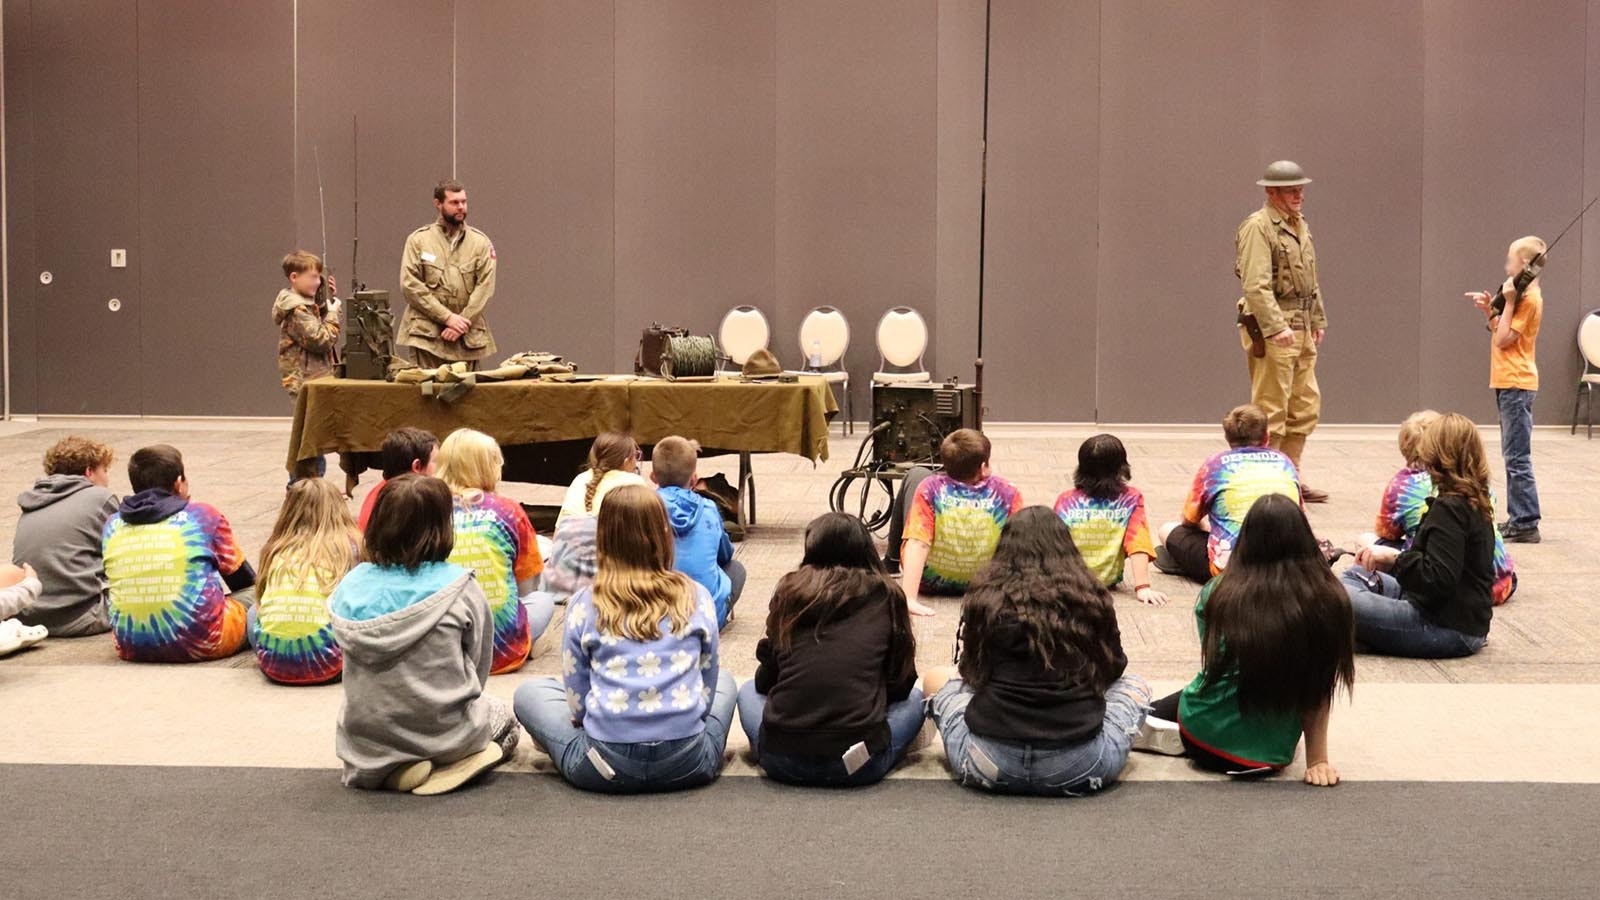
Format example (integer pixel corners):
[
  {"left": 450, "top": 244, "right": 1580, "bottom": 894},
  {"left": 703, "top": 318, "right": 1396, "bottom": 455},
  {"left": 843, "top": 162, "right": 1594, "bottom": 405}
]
[
  {"left": 250, "top": 478, "right": 360, "bottom": 685},
  {"left": 435, "top": 428, "right": 553, "bottom": 675},
  {"left": 514, "top": 485, "right": 735, "bottom": 794}
]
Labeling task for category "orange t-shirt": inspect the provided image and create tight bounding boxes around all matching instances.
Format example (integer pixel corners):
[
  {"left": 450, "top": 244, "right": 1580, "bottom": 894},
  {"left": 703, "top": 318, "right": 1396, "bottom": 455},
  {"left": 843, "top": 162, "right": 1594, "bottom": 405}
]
[{"left": 1490, "top": 285, "right": 1541, "bottom": 390}]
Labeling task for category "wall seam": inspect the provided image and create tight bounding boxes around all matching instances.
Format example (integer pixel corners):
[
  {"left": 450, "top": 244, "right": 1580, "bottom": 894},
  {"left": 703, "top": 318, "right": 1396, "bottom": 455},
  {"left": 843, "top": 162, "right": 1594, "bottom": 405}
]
[
  {"left": 1, "top": 3, "right": 11, "bottom": 419},
  {"left": 611, "top": 0, "right": 619, "bottom": 370},
  {"left": 1417, "top": 2, "right": 1426, "bottom": 417},
  {"left": 134, "top": 0, "right": 145, "bottom": 415},
  {"left": 451, "top": 0, "right": 458, "bottom": 177}
]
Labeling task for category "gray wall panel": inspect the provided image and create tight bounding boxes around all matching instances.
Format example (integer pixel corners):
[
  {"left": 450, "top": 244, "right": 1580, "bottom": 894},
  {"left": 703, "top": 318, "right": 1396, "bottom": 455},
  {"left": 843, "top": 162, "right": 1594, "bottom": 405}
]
[
  {"left": 27, "top": 0, "right": 141, "bottom": 415},
  {"left": 776, "top": 0, "right": 939, "bottom": 416},
  {"left": 613, "top": 0, "right": 776, "bottom": 372},
  {"left": 5, "top": 1, "right": 1600, "bottom": 424},
  {"left": 1420, "top": 0, "right": 1586, "bottom": 426},
  {"left": 3, "top": 0, "right": 38, "bottom": 415},
  {"left": 456, "top": 0, "right": 616, "bottom": 375},
  {"left": 137, "top": 0, "right": 295, "bottom": 416},
  {"left": 1096, "top": 1, "right": 1260, "bottom": 424},
  {"left": 294, "top": 0, "right": 455, "bottom": 368},
  {"left": 1258, "top": 0, "right": 1425, "bottom": 428},
  {"left": 933, "top": 0, "right": 984, "bottom": 409},
  {"left": 979, "top": 0, "right": 1098, "bottom": 422}
]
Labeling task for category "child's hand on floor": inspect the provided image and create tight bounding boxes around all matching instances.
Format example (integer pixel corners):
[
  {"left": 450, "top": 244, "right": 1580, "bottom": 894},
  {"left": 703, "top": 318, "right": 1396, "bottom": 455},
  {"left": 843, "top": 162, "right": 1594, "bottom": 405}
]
[
  {"left": 1134, "top": 586, "right": 1168, "bottom": 606},
  {"left": 1304, "top": 761, "right": 1340, "bottom": 787},
  {"left": 907, "top": 598, "right": 937, "bottom": 617}
]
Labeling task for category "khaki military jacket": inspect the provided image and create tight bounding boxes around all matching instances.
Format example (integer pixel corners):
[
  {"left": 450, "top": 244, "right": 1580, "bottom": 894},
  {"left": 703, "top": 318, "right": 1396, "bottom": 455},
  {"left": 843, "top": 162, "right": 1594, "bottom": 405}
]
[
  {"left": 1235, "top": 203, "right": 1327, "bottom": 335},
  {"left": 397, "top": 221, "right": 498, "bottom": 360}
]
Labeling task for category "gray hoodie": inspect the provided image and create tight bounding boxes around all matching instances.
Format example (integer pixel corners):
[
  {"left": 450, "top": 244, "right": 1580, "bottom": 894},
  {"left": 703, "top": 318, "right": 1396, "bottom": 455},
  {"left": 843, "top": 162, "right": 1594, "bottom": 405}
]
[
  {"left": 13, "top": 475, "right": 119, "bottom": 636},
  {"left": 331, "top": 567, "right": 497, "bottom": 788}
]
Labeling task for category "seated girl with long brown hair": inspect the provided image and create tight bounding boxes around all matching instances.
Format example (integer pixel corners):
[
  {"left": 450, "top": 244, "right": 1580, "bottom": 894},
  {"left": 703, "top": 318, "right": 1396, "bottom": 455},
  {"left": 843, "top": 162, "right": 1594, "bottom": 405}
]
[
  {"left": 1135, "top": 493, "right": 1354, "bottom": 787},
  {"left": 923, "top": 507, "right": 1151, "bottom": 796},
  {"left": 737, "top": 513, "right": 921, "bottom": 787},
  {"left": 514, "top": 485, "right": 735, "bottom": 794},
  {"left": 1341, "top": 412, "right": 1498, "bottom": 658}
]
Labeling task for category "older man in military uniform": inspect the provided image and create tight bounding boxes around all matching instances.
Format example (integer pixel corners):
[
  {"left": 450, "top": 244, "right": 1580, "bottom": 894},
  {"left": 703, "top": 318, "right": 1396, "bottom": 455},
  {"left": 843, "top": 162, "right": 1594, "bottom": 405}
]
[
  {"left": 397, "top": 179, "right": 498, "bottom": 370},
  {"left": 1235, "top": 160, "right": 1329, "bottom": 502}
]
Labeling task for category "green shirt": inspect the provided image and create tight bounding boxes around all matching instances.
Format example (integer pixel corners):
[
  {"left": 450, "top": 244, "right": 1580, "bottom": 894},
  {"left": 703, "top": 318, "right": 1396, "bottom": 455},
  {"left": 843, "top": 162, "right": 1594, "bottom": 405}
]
[{"left": 1177, "top": 578, "right": 1303, "bottom": 768}]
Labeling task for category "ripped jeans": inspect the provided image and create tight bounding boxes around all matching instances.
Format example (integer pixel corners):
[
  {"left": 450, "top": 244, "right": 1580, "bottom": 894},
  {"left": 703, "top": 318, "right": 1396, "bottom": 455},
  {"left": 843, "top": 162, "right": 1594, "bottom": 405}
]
[{"left": 928, "top": 675, "right": 1149, "bottom": 796}]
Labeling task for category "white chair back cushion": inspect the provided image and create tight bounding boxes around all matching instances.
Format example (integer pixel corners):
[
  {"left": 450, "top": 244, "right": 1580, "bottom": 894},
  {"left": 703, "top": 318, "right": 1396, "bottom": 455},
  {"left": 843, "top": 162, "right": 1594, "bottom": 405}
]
[
  {"left": 719, "top": 306, "right": 771, "bottom": 366},
  {"left": 1581, "top": 310, "right": 1600, "bottom": 369},
  {"left": 798, "top": 307, "right": 850, "bottom": 367},
  {"left": 876, "top": 307, "right": 928, "bottom": 369}
]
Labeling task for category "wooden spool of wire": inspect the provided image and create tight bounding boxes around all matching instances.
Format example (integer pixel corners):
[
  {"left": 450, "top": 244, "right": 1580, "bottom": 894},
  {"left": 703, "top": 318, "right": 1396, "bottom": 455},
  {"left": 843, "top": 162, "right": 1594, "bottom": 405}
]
[{"left": 661, "top": 334, "right": 718, "bottom": 380}]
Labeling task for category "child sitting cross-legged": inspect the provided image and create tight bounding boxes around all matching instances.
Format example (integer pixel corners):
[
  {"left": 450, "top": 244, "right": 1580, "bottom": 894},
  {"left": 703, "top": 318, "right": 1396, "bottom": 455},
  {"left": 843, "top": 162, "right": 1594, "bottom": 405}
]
[
  {"left": 737, "top": 513, "right": 922, "bottom": 787},
  {"left": 886, "top": 429, "right": 1024, "bottom": 617},
  {"left": 650, "top": 436, "right": 745, "bottom": 630},
  {"left": 1053, "top": 434, "right": 1168, "bottom": 605},
  {"left": 435, "top": 428, "right": 553, "bottom": 674},
  {"left": 1341, "top": 413, "right": 1499, "bottom": 659},
  {"left": 331, "top": 474, "right": 520, "bottom": 795},
  {"left": 539, "top": 432, "right": 649, "bottom": 605},
  {"left": 250, "top": 478, "right": 359, "bottom": 685},
  {"left": 102, "top": 445, "right": 256, "bottom": 663},
  {"left": 12, "top": 436, "right": 120, "bottom": 637},
  {"left": 925, "top": 508, "right": 1151, "bottom": 796},
  {"left": 1135, "top": 493, "right": 1354, "bottom": 786},
  {"left": 1363, "top": 410, "right": 1515, "bottom": 605},
  {"left": 513, "top": 484, "right": 735, "bottom": 794}
]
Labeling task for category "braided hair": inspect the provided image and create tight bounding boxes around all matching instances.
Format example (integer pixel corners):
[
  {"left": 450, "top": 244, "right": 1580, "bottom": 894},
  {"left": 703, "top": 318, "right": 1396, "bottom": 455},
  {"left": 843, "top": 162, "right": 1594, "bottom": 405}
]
[{"left": 585, "top": 432, "right": 639, "bottom": 513}]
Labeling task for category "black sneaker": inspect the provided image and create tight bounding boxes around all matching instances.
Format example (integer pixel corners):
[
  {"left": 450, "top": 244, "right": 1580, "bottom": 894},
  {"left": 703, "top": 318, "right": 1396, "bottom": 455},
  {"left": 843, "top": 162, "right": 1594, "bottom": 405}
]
[
  {"left": 1503, "top": 526, "right": 1542, "bottom": 544},
  {"left": 1153, "top": 545, "right": 1182, "bottom": 575}
]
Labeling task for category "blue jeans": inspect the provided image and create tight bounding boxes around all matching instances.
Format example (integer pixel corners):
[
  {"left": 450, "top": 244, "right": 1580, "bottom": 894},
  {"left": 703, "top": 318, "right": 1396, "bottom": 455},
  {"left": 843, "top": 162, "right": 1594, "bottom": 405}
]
[
  {"left": 736, "top": 678, "right": 927, "bottom": 787},
  {"left": 1496, "top": 388, "right": 1540, "bottom": 529},
  {"left": 1340, "top": 568, "right": 1485, "bottom": 658},
  {"left": 513, "top": 672, "right": 737, "bottom": 794},
  {"left": 521, "top": 591, "right": 558, "bottom": 647},
  {"left": 719, "top": 560, "right": 748, "bottom": 629},
  {"left": 928, "top": 676, "right": 1148, "bottom": 796}
]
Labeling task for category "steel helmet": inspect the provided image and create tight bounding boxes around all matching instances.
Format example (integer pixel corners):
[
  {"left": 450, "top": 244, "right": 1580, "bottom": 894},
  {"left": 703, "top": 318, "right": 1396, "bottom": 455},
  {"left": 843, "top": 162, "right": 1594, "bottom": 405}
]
[{"left": 1256, "top": 160, "right": 1311, "bottom": 187}]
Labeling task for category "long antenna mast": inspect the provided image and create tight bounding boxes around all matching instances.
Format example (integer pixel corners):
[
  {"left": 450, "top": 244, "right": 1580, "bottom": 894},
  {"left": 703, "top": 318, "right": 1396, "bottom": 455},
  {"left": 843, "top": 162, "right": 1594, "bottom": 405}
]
[
  {"left": 314, "top": 145, "right": 329, "bottom": 265},
  {"left": 351, "top": 115, "right": 361, "bottom": 292},
  {"left": 973, "top": 0, "right": 993, "bottom": 427}
]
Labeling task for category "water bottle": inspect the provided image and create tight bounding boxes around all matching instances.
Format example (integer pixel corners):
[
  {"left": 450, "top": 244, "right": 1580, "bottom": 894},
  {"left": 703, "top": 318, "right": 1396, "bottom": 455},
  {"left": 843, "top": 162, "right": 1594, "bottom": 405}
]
[{"left": 808, "top": 339, "right": 823, "bottom": 369}]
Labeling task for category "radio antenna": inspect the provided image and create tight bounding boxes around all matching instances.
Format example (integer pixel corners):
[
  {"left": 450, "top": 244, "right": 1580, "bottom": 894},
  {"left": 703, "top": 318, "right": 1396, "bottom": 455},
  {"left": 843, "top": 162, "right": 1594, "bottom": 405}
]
[{"left": 351, "top": 115, "right": 361, "bottom": 292}]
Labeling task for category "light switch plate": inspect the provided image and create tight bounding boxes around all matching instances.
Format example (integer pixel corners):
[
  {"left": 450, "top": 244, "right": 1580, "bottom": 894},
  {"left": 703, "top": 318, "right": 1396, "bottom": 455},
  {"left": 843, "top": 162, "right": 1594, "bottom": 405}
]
[{"left": 110, "top": 249, "right": 127, "bottom": 268}]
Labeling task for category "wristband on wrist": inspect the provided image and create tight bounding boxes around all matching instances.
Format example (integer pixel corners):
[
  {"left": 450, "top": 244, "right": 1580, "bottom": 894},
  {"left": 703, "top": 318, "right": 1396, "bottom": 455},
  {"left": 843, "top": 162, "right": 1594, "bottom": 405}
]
[{"left": 1134, "top": 583, "right": 1152, "bottom": 592}]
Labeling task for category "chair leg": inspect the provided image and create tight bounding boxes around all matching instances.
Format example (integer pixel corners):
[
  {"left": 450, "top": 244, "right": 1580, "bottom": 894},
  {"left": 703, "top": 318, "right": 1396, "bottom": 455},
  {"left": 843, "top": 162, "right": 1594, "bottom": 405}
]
[
  {"left": 1588, "top": 387, "right": 1595, "bottom": 440},
  {"left": 1575, "top": 382, "right": 1585, "bottom": 435},
  {"left": 845, "top": 378, "right": 854, "bottom": 436}
]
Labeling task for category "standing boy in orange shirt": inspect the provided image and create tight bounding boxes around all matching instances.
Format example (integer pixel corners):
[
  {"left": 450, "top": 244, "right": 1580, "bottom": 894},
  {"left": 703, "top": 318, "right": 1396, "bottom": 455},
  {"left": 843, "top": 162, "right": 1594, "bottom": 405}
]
[{"left": 1467, "top": 236, "right": 1544, "bottom": 544}]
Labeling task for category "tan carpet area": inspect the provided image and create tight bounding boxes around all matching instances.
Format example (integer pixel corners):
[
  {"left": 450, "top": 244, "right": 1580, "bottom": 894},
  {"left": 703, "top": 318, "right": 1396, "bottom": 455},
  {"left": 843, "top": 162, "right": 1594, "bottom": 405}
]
[{"left": 2, "top": 418, "right": 1597, "bottom": 783}]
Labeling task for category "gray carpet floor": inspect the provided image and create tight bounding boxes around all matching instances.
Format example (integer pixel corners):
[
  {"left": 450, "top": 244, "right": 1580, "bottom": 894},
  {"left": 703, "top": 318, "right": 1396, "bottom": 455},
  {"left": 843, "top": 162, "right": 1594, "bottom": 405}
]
[{"left": 7, "top": 764, "right": 1596, "bottom": 900}]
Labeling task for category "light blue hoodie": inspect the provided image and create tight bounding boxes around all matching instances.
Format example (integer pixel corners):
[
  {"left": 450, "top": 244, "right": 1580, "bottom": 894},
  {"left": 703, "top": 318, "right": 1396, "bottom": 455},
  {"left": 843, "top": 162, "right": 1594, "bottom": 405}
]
[{"left": 659, "top": 485, "right": 733, "bottom": 625}]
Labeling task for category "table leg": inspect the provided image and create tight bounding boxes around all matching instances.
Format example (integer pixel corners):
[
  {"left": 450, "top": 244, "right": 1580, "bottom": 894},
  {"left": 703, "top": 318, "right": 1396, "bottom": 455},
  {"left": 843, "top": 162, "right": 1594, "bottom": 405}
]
[{"left": 738, "top": 451, "right": 755, "bottom": 527}]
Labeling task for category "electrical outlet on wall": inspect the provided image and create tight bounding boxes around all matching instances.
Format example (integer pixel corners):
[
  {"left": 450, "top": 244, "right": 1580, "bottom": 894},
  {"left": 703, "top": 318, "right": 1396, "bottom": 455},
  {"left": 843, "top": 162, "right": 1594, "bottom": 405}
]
[{"left": 110, "top": 249, "right": 127, "bottom": 268}]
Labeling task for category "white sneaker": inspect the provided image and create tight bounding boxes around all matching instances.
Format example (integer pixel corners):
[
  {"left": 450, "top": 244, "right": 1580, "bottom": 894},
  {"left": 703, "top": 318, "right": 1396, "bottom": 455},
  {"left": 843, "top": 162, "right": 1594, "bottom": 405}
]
[
  {"left": 1132, "top": 715, "right": 1185, "bottom": 756},
  {"left": 0, "top": 619, "right": 24, "bottom": 658}
]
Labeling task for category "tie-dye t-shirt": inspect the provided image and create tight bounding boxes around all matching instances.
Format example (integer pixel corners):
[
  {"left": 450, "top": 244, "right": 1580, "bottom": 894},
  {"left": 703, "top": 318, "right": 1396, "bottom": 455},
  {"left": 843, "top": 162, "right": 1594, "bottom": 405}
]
[
  {"left": 1374, "top": 466, "right": 1517, "bottom": 605},
  {"left": 448, "top": 491, "right": 543, "bottom": 674},
  {"left": 1053, "top": 487, "right": 1155, "bottom": 587},
  {"left": 103, "top": 501, "right": 249, "bottom": 662},
  {"left": 251, "top": 554, "right": 349, "bottom": 685},
  {"left": 1181, "top": 447, "right": 1301, "bottom": 574},
  {"left": 904, "top": 474, "right": 1024, "bottom": 594}
]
